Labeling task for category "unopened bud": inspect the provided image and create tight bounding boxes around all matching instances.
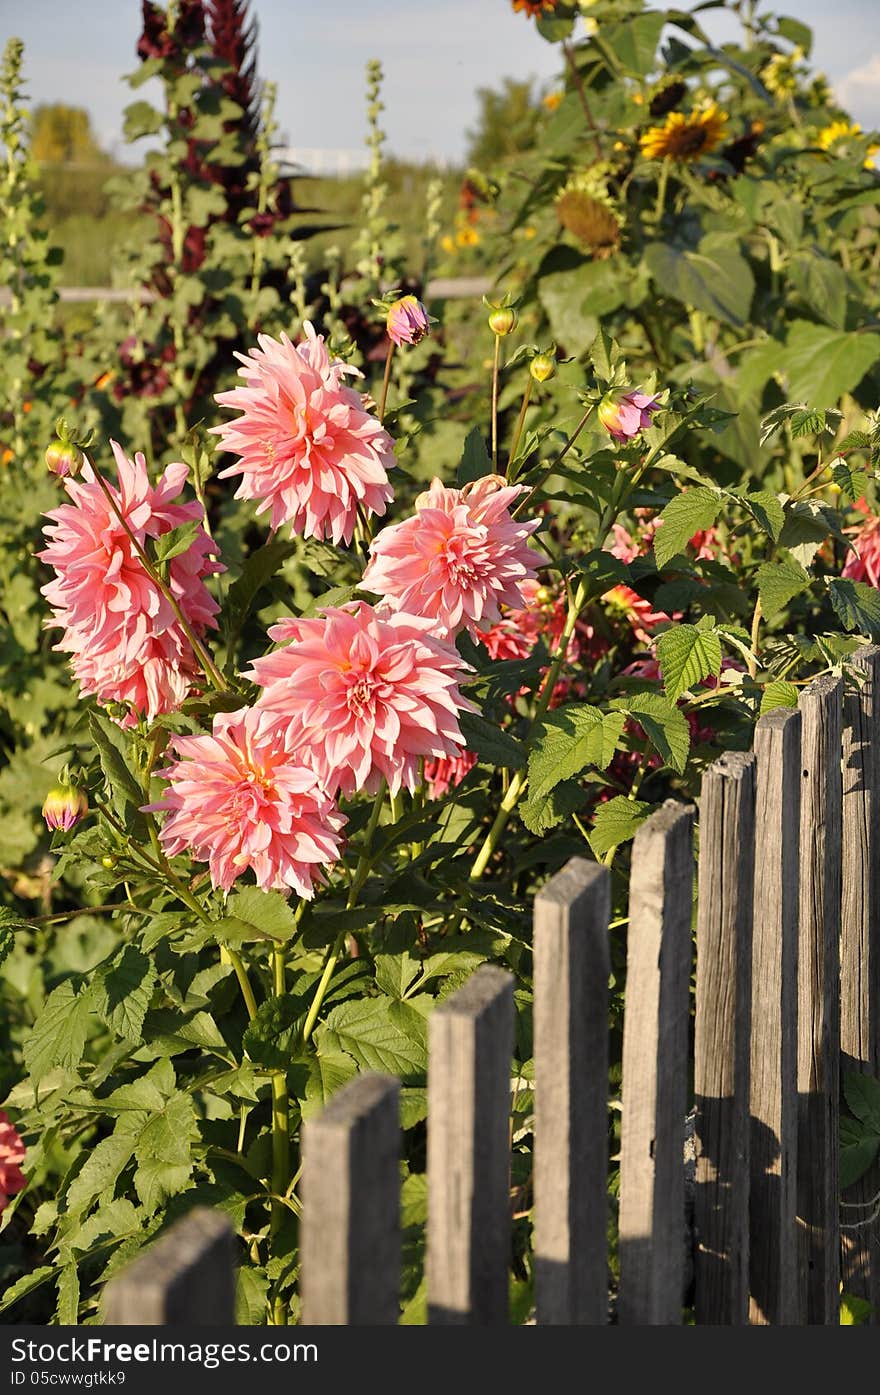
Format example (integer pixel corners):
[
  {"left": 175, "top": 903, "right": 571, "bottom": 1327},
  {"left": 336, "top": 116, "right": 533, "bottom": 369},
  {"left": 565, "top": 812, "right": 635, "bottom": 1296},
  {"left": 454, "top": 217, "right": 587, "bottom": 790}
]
[
  {"left": 45, "top": 439, "right": 84, "bottom": 480},
  {"left": 386, "top": 295, "right": 434, "bottom": 348},
  {"left": 488, "top": 306, "right": 517, "bottom": 337},
  {"left": 530, "top": 351, "right": 556, "bottom": 383},
  {"left": 42, "top": 785, "right": 88, "bottom": 833}
]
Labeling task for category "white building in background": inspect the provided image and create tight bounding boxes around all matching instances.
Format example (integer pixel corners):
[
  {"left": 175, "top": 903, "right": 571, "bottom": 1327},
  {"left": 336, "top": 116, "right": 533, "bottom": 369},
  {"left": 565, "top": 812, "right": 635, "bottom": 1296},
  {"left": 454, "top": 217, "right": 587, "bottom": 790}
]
[{"left": 274, "top": 147, "right": 371, "bottom": 177}]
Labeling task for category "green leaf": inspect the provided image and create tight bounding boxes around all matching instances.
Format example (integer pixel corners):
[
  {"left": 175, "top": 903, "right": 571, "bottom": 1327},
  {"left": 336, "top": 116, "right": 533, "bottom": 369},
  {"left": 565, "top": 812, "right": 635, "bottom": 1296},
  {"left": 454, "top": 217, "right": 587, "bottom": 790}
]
[
  {"left": 539, "top": 259, "right": 622, "bottom": 347},
  {"left": 840, "top": 1292, "right": 873, "bottom": 1325},
  {"left": 93, "top": 945, "right": 157, "bottom": 1042},
  {"left": 653, "top": 487, "right": 722, "bottom": 568},
  {"left": 374, "top": 952, "right": 421, "bottom": 1000},
  {"left": 66, "top": 1127, "right": 138, "bottom": 1216},
  {"left": 840, "top": 1113, "right": 880, "bottom": 1189},
  {"left": 588, "top": 796, "right": 652, "bottom": 858},
  {"left": 783, "top": 322, "right": 880, "bottom": 407},
  {"left": 756, "top": 556, "right": 811, "bottom": 620},
  {"left": 88, "top": 712, "right": 148, "bottom": 836},
  {"left": 153, "top": 519, "right": 201, "bottom": 568},
  {"left": 123, "top": 100, "right": 164, "bottom": 141},
  {"left": 601, "top": 11, "right": 665, "bottom": 75},
  {"left": 134, "top": 1093, "right": 197, "bottom": 1211},
  {"left": 743, "top": 490, "right": 785, "bottom": 541},
  {"left": 656, "top": 624, "right": 722, "bottom": 700},
  {"left": 459, "top": 711, "right": 526, "bottom": 770},
  {"left": 318, "top": 999, "right": 427, "bottom": 1080},
  {"left": 224, "top": 539, "right": 297, "bottom": 632},
  {"left": 55, "top": 1265, "right": 80, "bottom": 1325},
  {"left": 612, "top": 692, "right": 690, "bottom": 773},
  {"left": 302, "top": 1048, "right": 359, "bottom": 1118},
  {"left": 645, "top": 237, "right": 755, "bottom": 328},
  {"left": 528, "top": 705, "right": 625, "bottom": 814},
  {"left": 844, "top": 1072, "right": 880, "bottom": 1131},
  {"left": 0, "top": 1267, "right": 55, "bottom": 1315},
  {"left": 236, "top": 1266, "right": 270, "bottom": 1324},
  {"left": 775, "top": 15, "right": 813, "bottom": 53},
  {"left": 224, "top": 887, "right": 299, "bottom": 943},
  {"left": 520, "top": 778, "right": 587, "bottom": 835},
  {"left": 789, "top": 251, "right": 847, "bottom": 329},
  {"left": 832, "top": 456, "right": 870, "bottom": 504},
  {"left": 828, "top": 579, "right": 880, "bottom": 637},
  {"left": 242, "top": 994, "right": 309, "bottom": 1070},
  {"left": 24, "top": 980, "right": 93, "bottom": 1085},
  {"left": 456, "top": 427, "right": 492, "bottom": 486},
  {"left": 589, "top": 326, "right": 620, "bottom": 385},
  {"left": 760, "top": 680, "right": 799, "bottom": 714}
]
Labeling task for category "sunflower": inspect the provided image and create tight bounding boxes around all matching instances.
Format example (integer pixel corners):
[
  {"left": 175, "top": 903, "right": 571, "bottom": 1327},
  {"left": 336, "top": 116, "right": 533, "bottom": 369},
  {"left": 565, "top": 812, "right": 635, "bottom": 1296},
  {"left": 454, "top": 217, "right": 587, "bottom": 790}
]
[
  {"left": 639, "top": 103, "right": 729, "bottom": 161},
  {"left": 511, "top": 0, "right": 558, "bottom": 15},
  {"left": 556, "top": 169, "right": 623, "bottom": 257},
  {"left": 818, "top": 120, "right": 879, "bottom": 169}
]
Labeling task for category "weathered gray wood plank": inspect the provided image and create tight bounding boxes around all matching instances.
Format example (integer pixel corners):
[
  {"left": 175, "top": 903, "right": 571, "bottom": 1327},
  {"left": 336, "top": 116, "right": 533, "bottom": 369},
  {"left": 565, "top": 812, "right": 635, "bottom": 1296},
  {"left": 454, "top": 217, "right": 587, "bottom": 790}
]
[
  {"left": 749, "top": 707, "right": 801, "bottom": 1325},
  {"left": 618, "top": 800, "right": 695, "bottom": 1326},
  {"left": 427, "top": 965, "right": 514, "bottom": 1325},
  {"left": 798, "top": 675, "right": 842, "bottom": 1324},
  {"left": 841, "top": 645, "right": 880, "bottom": 1318},
  {"left": 534, "top": 857, "right": 610, "bottom": 1325},
  {"left": 694, "top": 750, "right": 755, "bottom": 1325},
  {"left": 102, "top": 1208, "right": 235, "bottom": 1325},
  {"left": 300, "top": 1072, "right": 400, "bottom": 1325}
]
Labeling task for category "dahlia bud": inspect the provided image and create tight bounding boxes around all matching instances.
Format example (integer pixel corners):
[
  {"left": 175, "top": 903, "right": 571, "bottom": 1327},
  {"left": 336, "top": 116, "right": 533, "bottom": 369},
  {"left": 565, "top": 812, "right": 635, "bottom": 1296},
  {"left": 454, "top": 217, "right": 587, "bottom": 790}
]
[
  {"left": 42, "top": 784, "right": 88, "bottom": 833},
  {"left": 386, "top": 294, "right": 434, "bottom": 348},
  {"left": 597, "top": 388, "right": 661, "bottom": 444},
  {"left": 488, "top": 306, "right": 517, "bottom": 337},
  {"left": 530, "top": 350, "right": 557, "bottom": 383},
  {"left": 45, "top": 439, "right": 84, "bottom": 480}
]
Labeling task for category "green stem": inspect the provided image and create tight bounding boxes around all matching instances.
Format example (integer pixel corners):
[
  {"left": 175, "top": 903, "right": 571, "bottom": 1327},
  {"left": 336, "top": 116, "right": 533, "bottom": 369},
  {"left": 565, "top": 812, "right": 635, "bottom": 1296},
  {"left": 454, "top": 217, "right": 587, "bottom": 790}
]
[
  {"left": 513, "top": 406, "right": 593, "bottom": 517},
  {"left": 269, "top": 945, "right": 290, "bottom": 1326},
  {"left": 491, "top": 334, "right": 502, "bottom": 471},
  {"left": 508, "top": 377, "right": 533, "bottom": 475},
  {"left": 378, "top": 339, "right": 395, "bottom": 422},
  {"left": 89, "top": 464, "right": 228, "bottom": 694},
  {"left": 654, "top": 158, "right": 670, "bottom": 225},
  {"left": 301, "top": 783, "right": 387, "bottom": 1045},
  {"left": 748, "top": 597, "right": 762, "bottom": 680}
]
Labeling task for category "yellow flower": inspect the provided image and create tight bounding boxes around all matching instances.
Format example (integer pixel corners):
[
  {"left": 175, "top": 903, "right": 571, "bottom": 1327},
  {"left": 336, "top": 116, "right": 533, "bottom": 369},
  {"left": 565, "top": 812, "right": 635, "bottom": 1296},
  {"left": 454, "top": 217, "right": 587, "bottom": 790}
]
[
  {"left": 543, "top": 90, "right": 563, "bottom": 112},
  {"left": 639, "top": 103, "right": 729, "bottom": 161},
  {"left": 456, "top": 225, "right": 480, "bottom": 248},
  {"left": 440, "top": 235, "right": 456, "bottom": 254},
  {"left": 818, "top": 121, "right": 879, "bottom": 169},
  {"left": 763, "top": 49, "right": 803, "bottom": 98}
]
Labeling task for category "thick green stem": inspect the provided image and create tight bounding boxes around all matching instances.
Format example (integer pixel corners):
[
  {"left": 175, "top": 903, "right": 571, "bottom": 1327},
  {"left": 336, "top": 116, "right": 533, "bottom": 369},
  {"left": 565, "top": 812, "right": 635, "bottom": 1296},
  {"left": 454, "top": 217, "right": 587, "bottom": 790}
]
[
  {"left": 654, "top": 157, "right": 671, "bottom": 224},
  {"left": 513, "top": 406, "right": 593, "bottom": 517},
  {"left": 491, "top": 334, "right": 501, "bottom": 470},
  {"left": 378, "top": 339, "right": 395, "bottom": 422},
  {"left": 508, "top": 377, "right": 533, "bottom": 475}
]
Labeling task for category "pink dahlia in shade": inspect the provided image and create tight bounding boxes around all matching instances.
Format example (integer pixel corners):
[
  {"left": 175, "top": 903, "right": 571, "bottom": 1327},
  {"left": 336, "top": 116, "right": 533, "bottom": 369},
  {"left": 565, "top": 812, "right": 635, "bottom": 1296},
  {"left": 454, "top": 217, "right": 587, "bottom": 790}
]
[
  {"left": 146, "top": 706, "right": 346, "bottom": 897},
  {"left": 0, "top": 1111, "right": 25, "bottom": 1215},
  {"left": 247, "top": 601, "right": 476, "bottom": 798},
  {"left": 597, "top": 388, "right": 661, "bottom": 444},
  {"left": 843, "top": 499, "right": 880, "bottom": 589},
  {"left": 38, "top": 443, "right": 222, "bottom": 725},
  {"left": 386, "top": 295, "right": 434, "bottom": 347},
  {"left": 424, "top": 750, "right": 478, "bottom": 800},
  {"left": 361, "top": 475, "right": 542, "bottom": 640},
  {"left": 212, "top": 322, "right": 396, "bottom": 543}
]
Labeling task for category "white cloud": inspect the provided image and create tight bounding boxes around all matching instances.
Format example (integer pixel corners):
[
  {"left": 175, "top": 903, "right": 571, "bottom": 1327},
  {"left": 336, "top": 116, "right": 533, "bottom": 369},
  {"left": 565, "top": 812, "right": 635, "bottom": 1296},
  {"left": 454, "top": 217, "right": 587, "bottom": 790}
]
[{"left": 835, "top": 53, "right": 880, "bottom": 129}]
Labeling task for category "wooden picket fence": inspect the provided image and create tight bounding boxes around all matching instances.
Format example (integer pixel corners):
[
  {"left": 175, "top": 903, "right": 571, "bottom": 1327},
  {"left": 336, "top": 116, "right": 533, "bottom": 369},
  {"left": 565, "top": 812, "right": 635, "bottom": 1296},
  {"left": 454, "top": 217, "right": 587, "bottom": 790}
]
[{"left": 102, "top": 645, "right": 880, "bottom": 1326}]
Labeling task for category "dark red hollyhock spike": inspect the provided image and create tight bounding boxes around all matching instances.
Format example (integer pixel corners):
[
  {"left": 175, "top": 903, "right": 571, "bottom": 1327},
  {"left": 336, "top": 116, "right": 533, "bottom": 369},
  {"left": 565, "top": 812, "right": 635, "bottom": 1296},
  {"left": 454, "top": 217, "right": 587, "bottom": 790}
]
[
  {"left": 137, "top": 0, "right": 175, "bottom": 60},
  {"left": 177, "top": 0, "right": 207, "bottom": 47},
  {"left": 206, "top": 0, "right": 259, "bottom": 142}
]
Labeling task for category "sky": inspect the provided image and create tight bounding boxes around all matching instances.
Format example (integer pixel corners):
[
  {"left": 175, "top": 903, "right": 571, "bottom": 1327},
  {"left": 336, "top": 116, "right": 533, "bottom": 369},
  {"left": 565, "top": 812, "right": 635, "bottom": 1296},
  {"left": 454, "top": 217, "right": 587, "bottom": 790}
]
[{"left": 3, "top": 0, "right": 880, "bottom": 166}]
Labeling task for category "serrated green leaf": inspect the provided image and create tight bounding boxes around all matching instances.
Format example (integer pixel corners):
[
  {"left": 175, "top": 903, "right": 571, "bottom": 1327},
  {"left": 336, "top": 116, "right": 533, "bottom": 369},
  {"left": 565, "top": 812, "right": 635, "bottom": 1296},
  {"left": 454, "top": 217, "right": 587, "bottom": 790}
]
[
  {"left": 224, "top": 539, "right": 297, "bottom": 631},
  {"left": 528, "top": 705, "right": 624, "bottom": 813},
  {"left": 0, "top": 1267, "right": 55, "bottom": 1314},
  {"left": 645, "top": 237, "right": 754, "bottom": 328},
  {"left": 459, "top": 711, "right": 525, "bottom": 770},
  {"left": 24, "top": 980, "right": 93, "bottom": 1085},
  {"left": 456, "top": 426, "right": 492, "bottom": 485},
  {"left": 153, "top": 519, "right": 201, "bottom": 567},
  {"left": 302, "top": 1048, "right": 359, "bottom": 1118},
  {"left": 224, "top": 887, "right": 299, "bottom": 943},
  {"left": 236, "top": 1266, "right": 270, "bottom": 1324},
  {"left": 743, "top": 490, "right": 785, "bottom": 540},
  {"left": 55, "top": 1264, "right": 80, "bottom": 1324},
  {"left": 242, "top": 993, "right": 309, "bottom": 1070},
  {"left": 833, "top": 457, "right": 870, "bottom": 504},
  {"left": 653, "top": 488, "right": 722, "bottom": 568},
  {"left": 789, "top": 252, "right": 847, "bottom": 330},
  {"left": 520, "top": 778, "right": 587, "bottom": 835},
  {"left": 760, "top": 680, "right": 799, "bottom": 714},
  {"left": 828, "top": 578, "right": 880, "bottom": 637},
  {"left": 612, "top": 692, "right": 691, "bottom": 773},
  {"left": 88, "top": 712, "right": 148, "bottom": 835},
  {"left": 93, "top": 945, "right": 157, "bottom": 1042},
  {"left": 589, "top": 327, "right": 619, "bottom": 384},
  {"left": 66, "top": 1126, "right": 138, "bottom": 1216},
  {"left": 844, "top": 1072, "right": 880, "bottom": 1131},
  {"left": 840, "top": 1113, "right": 880, "bottom": 1189},
  {"left": 656, "top": 624, "right": 722, "bottom": 700},
  {"left": 756, "top": 556, "right": 811, "bottom": 620},
  {"left": 588, "top": 796, "right": 652, "bottom": 858},
  {"left": 318, "top": 999, "right": 427, "bottom": 1080},
  {"left": 374, "top": 953, "right": 421, "bottom": 1000}
]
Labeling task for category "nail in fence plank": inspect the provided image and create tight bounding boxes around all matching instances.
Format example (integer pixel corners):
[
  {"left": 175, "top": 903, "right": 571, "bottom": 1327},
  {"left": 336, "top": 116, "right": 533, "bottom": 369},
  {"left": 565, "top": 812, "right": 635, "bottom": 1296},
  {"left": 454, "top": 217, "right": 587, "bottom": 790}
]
[
  {"left": 798, "top": 676, "right": 842, "bottom": 1325},
  {"left": 694, "top": 751, "right": 755, "bottom": 1326},
  {"left": 618, "top": 800, "right": 694, "bottom": 1326},
  {"left": 534, "top": 857, "right": 610, "bottom": 1325},
  {"left": 102, "top": 1208, "right": 235, "bottom": 1325},
  {"left": 749, "top": 707, "right": 801, "bottom": 1325},
  {"left": 301, "top": 1073, "right": 400, "bottom": 1325},
  {"left": 841, "top": 645, "right": 880, "bottom": 1317},
  {"left": 427, "top": 965, "right": 514, "bottom": 1325}
]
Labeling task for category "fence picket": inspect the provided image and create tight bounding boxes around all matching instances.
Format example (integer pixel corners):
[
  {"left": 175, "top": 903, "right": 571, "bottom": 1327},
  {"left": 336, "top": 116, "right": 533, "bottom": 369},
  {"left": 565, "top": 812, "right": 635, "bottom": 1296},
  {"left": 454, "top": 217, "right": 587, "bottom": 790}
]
[
  {"left": 749, "top": 707, "right": 801, "bottom": 1324},
  {"left": 841, "top": 645, "right": 880, "bottom": 1318},
  {"left": 797, "top": 675, "right": 842, "bottom": 1324},
  {"left": 694, "top": 750, "right": 755, "bottom": 1325},
  {"left": 102, "top": 1208, "right": 235, "bottom": 1325},
  {"left": 426, "top": 964, "right": 514, "bottom": 1325},
  {"left": 534, "top": 857, "right": 610, "bottom": 1325},
  {"left": 618, "top": 800, "right": 694, "bottom": 1326},
  {"left": 301, "top": 1073, "right": 400, "bottom": 1325}
]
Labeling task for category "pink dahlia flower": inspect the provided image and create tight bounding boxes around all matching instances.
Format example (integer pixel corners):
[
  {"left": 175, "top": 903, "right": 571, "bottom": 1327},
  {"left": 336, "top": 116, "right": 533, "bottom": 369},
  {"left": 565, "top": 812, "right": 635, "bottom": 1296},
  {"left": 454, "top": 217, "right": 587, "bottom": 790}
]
[
  {"left": 146, "top": 706, "right": 346, "bottom": 897},
  {"left": 0, "top": 1112, "right": 25, "bottom": 1214},
  {"left": 361, "top": 475, "right": 542, "bottom": 640},
  {"left": 42, "top": 784, "right": 88, "bottom": 832},
  {"left": 386, "top": 295, "right": 434, "bottom": 347},
  {"left": 597, "top": 389, "right": 661, "bottom": 444},
  {"left": 247, "top": 601, "right": 476, "bottom": 798},
  {"left": 424, "top": 750, "right": 478, "bottom": 800},
  {"left": 39, "top": 443, "right": 222, "bottom": 725},
  {"left": 212, "top": 322, "right": 396, "bottom": 543},
  {"left": 843, "top": 500, "right": 880, "bottom": 588}
]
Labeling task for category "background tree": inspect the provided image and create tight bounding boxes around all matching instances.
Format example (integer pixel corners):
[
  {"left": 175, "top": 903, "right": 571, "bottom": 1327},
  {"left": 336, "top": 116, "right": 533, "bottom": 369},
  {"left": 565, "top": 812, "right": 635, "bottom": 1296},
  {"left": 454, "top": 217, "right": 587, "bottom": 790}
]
[
  {"left": 30, "top": 104, "right": 110, "bottom": 166},
  {"left": 466, "top": 77, "right": 544, "bottom": 167}
]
